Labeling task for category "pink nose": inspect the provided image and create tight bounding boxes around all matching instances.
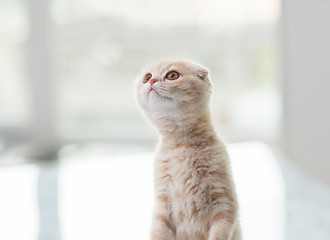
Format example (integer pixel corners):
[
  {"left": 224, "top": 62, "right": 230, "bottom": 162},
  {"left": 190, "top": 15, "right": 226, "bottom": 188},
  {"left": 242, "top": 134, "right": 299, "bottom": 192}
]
[{"left": 149, "top": 79, "right": 158, "bottom": 86}]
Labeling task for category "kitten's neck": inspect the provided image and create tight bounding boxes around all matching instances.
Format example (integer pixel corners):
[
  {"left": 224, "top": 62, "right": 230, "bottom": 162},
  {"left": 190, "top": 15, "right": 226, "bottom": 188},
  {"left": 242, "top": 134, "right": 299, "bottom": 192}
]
[{"left": 154, "top": 112, "right": 219, "bottom": 147}]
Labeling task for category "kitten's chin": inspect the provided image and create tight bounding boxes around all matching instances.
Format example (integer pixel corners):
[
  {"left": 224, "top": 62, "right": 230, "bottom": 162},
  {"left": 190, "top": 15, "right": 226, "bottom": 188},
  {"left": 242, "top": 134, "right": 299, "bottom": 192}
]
[{"left": 145, "top": 91, "right": 176, "bottom": 112}]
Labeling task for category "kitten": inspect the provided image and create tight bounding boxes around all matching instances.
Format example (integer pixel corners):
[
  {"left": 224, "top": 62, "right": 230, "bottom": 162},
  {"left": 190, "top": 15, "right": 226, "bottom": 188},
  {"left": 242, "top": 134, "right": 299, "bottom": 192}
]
[{"left": 136, "top": 60, "right": 241, "bottom": 240}]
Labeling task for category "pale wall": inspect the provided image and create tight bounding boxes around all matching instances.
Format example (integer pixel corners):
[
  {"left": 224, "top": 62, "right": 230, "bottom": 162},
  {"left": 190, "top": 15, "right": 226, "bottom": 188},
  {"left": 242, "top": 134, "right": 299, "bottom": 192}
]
[{"left": 282, "top": 0, "right": 330, "bottom": 186}]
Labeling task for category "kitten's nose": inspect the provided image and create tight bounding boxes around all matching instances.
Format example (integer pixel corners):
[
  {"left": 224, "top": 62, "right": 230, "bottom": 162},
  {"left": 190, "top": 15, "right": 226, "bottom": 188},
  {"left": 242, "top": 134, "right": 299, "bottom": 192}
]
[{"left": 149, "top": 79, "right": 158, "bottom": 86}]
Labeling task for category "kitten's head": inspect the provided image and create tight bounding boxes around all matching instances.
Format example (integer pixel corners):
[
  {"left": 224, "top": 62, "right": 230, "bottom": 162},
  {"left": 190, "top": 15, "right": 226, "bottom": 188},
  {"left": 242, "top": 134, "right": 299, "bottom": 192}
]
[{"left": 136, "top": 59, "right": 211, "bottom": 118}]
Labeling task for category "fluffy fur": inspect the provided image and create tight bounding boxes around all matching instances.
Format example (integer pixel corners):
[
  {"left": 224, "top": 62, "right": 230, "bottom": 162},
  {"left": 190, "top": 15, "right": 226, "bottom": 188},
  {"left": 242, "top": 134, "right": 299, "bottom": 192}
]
[{"left": 136, "top": 60, "right": 241, "bottom": 240}]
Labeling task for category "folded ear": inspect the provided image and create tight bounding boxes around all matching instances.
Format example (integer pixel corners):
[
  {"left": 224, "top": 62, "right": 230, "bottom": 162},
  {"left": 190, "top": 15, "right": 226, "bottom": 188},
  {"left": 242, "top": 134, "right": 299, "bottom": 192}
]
[{"left": 192, "top": 64, "right": 209, "bottom": 80}]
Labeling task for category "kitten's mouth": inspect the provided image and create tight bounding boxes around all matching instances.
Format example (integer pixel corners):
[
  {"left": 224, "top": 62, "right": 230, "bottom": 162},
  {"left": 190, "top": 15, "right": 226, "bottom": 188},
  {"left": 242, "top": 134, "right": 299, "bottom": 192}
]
[
  {"left": 149, "top": 87, "right": 158, "bottom": 94},
  {"left": 147, "top": 88, "right": 173, "bottom": 101},
  {"left": 148, "top": 87, "right": 160, "bottom": 95}
]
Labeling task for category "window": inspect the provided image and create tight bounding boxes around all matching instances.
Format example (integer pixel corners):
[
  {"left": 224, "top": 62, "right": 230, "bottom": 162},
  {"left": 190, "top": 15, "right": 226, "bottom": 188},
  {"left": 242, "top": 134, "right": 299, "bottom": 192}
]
[
  {"left": 0, "top": 0, "right": 31, "bottom": 128},
  {"left": 1, "top": 0, "right": 280, "bottom": 146}
]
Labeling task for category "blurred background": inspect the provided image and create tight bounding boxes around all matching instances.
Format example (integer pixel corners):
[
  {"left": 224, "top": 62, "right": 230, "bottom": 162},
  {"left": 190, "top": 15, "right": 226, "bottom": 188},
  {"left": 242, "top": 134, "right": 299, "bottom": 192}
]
[{"left": 0, "top": 0, "right": 329, "bottom": 240}]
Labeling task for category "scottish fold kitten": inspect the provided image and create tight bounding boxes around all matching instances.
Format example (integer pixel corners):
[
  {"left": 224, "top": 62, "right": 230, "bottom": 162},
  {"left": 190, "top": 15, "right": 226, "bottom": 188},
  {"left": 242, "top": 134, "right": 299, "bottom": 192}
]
[{"left": 136, "top": 60, "right": 241, "bottom": 240}]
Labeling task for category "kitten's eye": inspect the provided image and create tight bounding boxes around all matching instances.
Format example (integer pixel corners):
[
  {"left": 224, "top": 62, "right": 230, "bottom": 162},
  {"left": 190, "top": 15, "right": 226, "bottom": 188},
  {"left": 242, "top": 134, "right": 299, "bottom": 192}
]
[
  {"left": 143, "top": 73, "right": 152, "bottom": 83},
  {"left": 166, "top": 71, "right": 180, "bottom": 80}
]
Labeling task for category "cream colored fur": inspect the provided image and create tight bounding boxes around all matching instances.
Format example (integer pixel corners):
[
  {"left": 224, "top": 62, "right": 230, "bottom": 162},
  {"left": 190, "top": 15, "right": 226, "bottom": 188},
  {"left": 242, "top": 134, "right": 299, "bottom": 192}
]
[{"left": 136, "top": 60, "right": 241, "bottom": 240}]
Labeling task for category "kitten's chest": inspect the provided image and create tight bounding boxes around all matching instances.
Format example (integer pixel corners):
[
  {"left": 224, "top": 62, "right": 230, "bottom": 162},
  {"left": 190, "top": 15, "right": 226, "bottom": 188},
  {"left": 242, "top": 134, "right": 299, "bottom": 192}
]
[
  {"left": 168, "top": 161, "right": 210, "bottom": 239},
  {"left": 156, "top": 148, "right": 211, "bottom": 199},
  {"left": 156, "top": 151, "right": 211, "bottom": 222}
]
